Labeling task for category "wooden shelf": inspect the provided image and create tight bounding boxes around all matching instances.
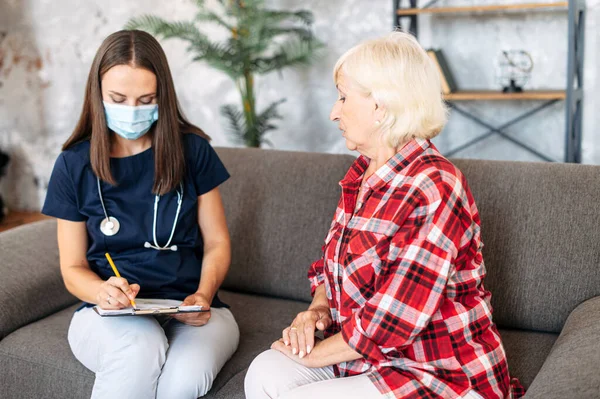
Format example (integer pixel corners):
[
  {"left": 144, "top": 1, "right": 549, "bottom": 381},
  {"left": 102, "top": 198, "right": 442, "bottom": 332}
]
[
  {"left": 443, "top": 90, "right": 566, "bottom": 101},
  {"left": 0, "top": 211, "right": 52, "bottom": 233},
  {"left": 397, "top": 2, "right": 568, "bottom": 15}
]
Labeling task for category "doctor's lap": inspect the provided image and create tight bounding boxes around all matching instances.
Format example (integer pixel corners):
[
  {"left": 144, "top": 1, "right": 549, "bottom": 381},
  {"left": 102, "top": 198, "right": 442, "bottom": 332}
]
[{"left": 68, "top": 306, "right": 239, "bottom": 399}]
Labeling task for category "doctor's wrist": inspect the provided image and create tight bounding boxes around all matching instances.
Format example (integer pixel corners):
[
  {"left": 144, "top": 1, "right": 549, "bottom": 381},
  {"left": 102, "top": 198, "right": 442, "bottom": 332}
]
[{"left": 193, "top": 290, "right": 214, "bottom": 305}]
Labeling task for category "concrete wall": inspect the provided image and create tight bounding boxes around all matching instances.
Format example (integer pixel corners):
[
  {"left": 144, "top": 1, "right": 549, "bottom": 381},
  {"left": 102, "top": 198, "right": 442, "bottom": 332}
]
[{"left": 0, "top": 0, "right": 598, "bottom": 210}]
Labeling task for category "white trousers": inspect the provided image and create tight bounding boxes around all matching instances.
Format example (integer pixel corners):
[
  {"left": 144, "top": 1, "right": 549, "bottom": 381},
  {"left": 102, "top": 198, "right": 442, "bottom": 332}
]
[
  {"left": 245, "top": 349, "right": 384, "bottom": 399},
  {"left": 68, "top": 306, "right": 239, "bottom": 399}
]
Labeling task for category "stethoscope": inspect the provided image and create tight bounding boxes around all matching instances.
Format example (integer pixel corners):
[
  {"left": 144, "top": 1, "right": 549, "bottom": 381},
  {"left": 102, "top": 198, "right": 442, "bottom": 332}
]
[{"left": 97, "top": 177, "right": 183, "bottom": 251}]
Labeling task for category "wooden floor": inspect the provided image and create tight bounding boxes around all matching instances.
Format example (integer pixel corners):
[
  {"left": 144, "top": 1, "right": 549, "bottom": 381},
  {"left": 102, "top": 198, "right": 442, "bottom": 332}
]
[{"left": 0, "top": 211, "right": 52, "bottom": 233}]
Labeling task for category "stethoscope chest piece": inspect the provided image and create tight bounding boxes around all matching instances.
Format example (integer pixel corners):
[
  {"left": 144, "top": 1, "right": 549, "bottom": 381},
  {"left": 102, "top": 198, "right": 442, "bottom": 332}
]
[{"left": 100, "top": 216, "right": 120, "bottom": 236}]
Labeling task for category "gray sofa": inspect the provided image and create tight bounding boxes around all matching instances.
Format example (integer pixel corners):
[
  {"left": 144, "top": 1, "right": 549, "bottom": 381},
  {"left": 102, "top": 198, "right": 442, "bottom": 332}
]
[{"left": 1, "top": 147, "right": 600, "bottom": 399}]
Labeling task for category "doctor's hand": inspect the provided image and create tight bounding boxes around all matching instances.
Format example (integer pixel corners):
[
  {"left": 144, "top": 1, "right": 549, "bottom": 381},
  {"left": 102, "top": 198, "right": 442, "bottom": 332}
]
[
  {"left": 172, "top": 292, "right": 212, "bottom": 326},
  {"left": 281, "top": 306, "right": 332, "bottom": 359},
  {"left": 97, "top": 277, "right": 140, "bottom": 310}
]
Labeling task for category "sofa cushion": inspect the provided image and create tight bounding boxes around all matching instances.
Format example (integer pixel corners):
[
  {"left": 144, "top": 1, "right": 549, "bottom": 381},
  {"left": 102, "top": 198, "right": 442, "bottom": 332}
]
[
  {"left": 208, "top": 291, "right": 308, "bottom": 399},
  {"left": 0, "top": 219, "right": 78, "bottom": 340},
  {"left": 498, "top": 329, "right": 558, "bottom": 389},
  {"left": 0, "top": 303, "right": 94, "bottom": 399},
  {"left": 0, "top": 290, "right": 307, "bottom": 399},
  {"left": 452, "top": 159, "right": 600, "bottom": 333},
  {"left": 215, "top": 147, "right": 355, "bottom": 303},
  {"left": 0, "top": 289, "right": 555, "bottom": 398}
]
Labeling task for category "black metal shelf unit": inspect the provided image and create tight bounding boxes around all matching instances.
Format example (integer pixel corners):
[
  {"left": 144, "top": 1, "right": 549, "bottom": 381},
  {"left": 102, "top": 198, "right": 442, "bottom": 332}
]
[{"left": 393, "top": 0, "right": 586, "bottom": 163}]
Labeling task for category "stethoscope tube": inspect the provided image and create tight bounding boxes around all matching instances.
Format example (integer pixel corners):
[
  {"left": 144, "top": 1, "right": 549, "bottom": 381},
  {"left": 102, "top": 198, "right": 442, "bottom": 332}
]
[
  {"left": 98, "top": 177, "right": 120, "bottom": 237},
  {"left": 144, "top": 185, "right": 183, "bottom": 251},
  {"left": 97, "top": 176, "right": 183, "bottom": 251}
]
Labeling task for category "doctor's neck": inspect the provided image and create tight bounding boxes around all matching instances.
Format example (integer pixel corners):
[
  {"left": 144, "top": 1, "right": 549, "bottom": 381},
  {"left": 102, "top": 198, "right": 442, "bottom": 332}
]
[{"left": 110, "top": 133, "right": 152, "bottom": 158}]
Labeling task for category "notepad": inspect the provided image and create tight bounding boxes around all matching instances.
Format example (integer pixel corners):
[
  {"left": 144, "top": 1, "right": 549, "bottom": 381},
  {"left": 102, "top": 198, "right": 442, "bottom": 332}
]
[{"left": 93, "top": 298, "right": 206, "bottom": 317}]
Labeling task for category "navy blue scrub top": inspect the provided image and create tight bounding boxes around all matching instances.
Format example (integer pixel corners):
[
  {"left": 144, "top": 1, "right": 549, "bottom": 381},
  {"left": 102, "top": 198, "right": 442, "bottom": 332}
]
[{"left": 42, "top": 133, "right": 230, "bottom": 307}]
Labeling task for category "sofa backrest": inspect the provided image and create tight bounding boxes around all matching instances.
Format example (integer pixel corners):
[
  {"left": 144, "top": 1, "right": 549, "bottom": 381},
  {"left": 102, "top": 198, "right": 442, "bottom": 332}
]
[
  {"left": 216, "top": 148, "right": 600, "bottom": 334},
  {"left": 216, "top": 147, "right": 354, "bottom": 304},
  {"left": 452, "top": 159, "right": 600, "bottom": 333}
]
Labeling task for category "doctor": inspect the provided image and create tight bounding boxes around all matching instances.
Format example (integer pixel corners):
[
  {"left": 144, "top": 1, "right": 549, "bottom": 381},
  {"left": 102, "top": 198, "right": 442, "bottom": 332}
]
[{"left": 42, "top": 30, "right": 239, "bottom": 399}]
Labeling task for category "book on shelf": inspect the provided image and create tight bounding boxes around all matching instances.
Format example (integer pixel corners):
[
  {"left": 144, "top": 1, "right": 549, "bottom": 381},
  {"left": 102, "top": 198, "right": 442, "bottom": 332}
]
[{"left": 426, "top": 49, "right": 458, "bottom": 94}]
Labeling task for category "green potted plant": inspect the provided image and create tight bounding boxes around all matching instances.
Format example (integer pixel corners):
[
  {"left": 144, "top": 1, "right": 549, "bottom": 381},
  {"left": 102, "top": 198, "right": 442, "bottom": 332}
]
[{"left": 126, "top": 0, "right": 323, "bottom": 147}]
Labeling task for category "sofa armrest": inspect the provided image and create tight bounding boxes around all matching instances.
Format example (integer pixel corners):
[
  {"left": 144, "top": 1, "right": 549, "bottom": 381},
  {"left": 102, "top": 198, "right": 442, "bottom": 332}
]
[
  {"left": 0, "top": 219, "right": 77, "bottom": 340},
  {"left": 525, "top": 296, "right": 600, "bottom": 398}
]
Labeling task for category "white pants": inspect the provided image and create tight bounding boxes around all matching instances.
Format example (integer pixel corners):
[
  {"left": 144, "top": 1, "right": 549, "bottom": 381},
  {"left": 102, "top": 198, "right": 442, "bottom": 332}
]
[
  {"left": 245, "top": 349, "right": 384, "bottom": 399},
  {"left": 68, "top": 306, "right": 239, "bottom": 399}
]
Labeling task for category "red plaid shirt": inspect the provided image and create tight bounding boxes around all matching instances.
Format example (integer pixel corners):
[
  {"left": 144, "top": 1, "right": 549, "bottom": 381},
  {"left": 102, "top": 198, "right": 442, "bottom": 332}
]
[{"left": 309, "top": 139, "right": 524, "bottom": 398}]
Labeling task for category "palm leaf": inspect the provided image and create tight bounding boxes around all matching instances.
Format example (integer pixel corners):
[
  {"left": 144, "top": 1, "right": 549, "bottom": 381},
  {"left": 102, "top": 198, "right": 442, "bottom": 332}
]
[
  {"left": 222, "top": 0, "right": 262, "bottom": 20},
  {"left": 125, "top": 15, "right": 236, "bottom": 68},
  {"left": 253, "top": 39, "right": 324, "bottom": 74},
  {"left": 220, "top": 104, "right": 246, "bottom": 144},
  {"left": 256, "top": 99, "right": 285, "bottom": 128},
  {"left": 194, "top": 44, "right": 246, "bottom": 79},
  {"left": 259, "top": 26, "right": 314, "bottom": 43},
  {"left": 125, "top": 16, "right": 206, "bottom": 43},
  {"left": 252, "top": 99, "right": 285, "bottom": 146},
  {"left": 194, "top": 10, "right": 234, "bottom": 31},
  {"left": 261, "top": 10, "right": 314, "bottom": 25}
]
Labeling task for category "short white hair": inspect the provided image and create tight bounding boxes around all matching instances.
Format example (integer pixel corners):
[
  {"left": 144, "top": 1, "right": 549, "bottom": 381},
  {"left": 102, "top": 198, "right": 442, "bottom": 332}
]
[{"left": 333, "top": 31, "right": 448, "bottom": 147}]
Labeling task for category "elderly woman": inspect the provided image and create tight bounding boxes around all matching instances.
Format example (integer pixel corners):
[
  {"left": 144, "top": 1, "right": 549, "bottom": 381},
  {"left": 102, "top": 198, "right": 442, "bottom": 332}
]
[{"left": 244, "top": 32, "right": 524, "bottom": 399}]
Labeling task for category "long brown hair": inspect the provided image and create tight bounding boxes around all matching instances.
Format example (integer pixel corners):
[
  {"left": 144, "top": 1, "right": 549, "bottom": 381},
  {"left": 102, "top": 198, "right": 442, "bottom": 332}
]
[{"left": 63, "top": 30, "right": 209, "bottom": 195}]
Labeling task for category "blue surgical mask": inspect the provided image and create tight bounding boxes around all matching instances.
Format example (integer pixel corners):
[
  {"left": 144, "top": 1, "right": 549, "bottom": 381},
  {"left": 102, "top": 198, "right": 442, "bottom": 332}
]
[{"left": 103, "top": 101, "right": 159, "bottom": 140}]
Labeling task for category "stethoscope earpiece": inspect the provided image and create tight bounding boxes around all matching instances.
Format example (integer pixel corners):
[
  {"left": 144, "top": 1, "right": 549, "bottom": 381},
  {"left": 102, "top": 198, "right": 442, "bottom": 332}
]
[{"left": 98, "top": 177, "right": 183, "bottom": 251}]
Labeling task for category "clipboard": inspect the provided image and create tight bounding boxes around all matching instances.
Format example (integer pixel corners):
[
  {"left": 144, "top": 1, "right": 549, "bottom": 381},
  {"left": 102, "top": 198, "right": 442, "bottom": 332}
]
[{"left": 93, "top": 298, "right": 209, "bottom": 317}]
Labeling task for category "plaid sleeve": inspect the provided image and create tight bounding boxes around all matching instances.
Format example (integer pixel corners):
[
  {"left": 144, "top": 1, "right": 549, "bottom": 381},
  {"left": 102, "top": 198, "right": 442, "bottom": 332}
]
[
  {"left": 308, "top": 247, "right": 325, "bottom": 297},
  {"left": 308, "top": 197, "right": 344, "bottom": 297},
  {"left": 341, "top": 176, "right": 471, "bottom": 363}
]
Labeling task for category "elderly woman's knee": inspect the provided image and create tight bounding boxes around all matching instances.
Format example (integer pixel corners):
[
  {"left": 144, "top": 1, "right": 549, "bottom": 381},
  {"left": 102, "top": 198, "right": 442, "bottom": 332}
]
[
  {"left": 245, "top": 349, "right": 291, "bottom": 398},
  {"left": 246, "top": 349, "right": 275, "bottom": 383}
]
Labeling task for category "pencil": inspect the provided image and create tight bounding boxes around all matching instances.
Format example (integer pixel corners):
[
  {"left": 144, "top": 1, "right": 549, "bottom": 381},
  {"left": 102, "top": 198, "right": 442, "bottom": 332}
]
[{"left": 104, "top": 252, "right": 138, "bottom": 309}]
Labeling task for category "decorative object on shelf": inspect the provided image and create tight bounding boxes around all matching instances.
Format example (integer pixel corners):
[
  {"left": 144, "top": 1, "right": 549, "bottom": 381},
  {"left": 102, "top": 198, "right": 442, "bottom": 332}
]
[
  {"left": 496, "top": 50, "right": 534, "bottom": 93},
  {"left": 427, "top": 49, "right": 457, "bottom": 94},
  {"left": 126, "top": 0, "right": 323, "bottom": 148},
  {"left": 0, "top": 148, "right": 10, "bottom": 223}
]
